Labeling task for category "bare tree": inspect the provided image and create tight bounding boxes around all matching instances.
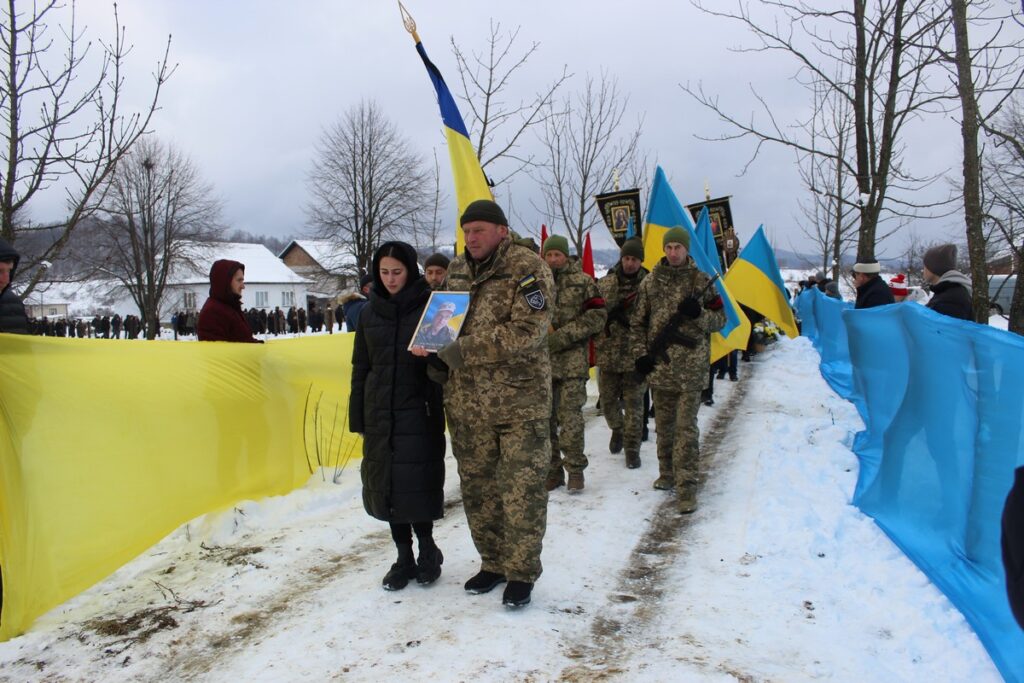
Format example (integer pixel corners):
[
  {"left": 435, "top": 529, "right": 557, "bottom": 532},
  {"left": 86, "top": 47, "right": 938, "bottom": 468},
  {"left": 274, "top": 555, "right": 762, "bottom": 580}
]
[
  {"left": 1, "top": 0, "right": 173, "bottom": 295},
  {"left": 451, "top": 21, "right": 570, "bottom": 186},
  {"left": 981, "top": 95, "right": 1024, "bottom": 333},
  {"left": 408, "top": 148, "right": 448, "bottom": 258},
  {"left": 306, "top": 100, "right": 430, "bottom": 277},
  {"left": 684, "top": 0, "right": 950, "bottom": 262},
  {"left": 937, "top": 0, "right": 1024, "bottom": 321},
  {"left": 795, "top": 74, "right": 860, "bottom": 278},
  {"left": 94, "top": 138, "right": 221, "bottom": 339},
  {"left": 535, "top": 72, "right": 644, "bottom": 255}
]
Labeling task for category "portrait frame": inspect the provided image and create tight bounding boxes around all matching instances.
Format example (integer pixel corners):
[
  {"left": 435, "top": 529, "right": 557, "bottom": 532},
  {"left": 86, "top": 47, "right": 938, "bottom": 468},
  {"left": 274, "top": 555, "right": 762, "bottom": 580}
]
[{"left": 409, "top": 291, "right": 471, "bottom": 352}]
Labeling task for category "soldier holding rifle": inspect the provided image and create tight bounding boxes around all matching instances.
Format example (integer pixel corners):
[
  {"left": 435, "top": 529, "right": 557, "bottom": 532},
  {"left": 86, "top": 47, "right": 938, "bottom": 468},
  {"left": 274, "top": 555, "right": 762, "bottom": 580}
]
[{"left": 631, "top": 227, "right": 725, "bottom": 513}]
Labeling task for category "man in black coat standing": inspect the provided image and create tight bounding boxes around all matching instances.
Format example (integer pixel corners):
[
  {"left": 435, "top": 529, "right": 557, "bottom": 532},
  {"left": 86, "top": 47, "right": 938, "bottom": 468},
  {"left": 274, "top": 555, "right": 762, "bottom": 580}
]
[
  {"left": 0, "top": 237, "right": 29, "bottom": 334},
  {"left": 852, "top": 259, "right": 895, "bottom": 309},
  {"left": 922, "top": 244, "right": 973, "bottom": 321}
]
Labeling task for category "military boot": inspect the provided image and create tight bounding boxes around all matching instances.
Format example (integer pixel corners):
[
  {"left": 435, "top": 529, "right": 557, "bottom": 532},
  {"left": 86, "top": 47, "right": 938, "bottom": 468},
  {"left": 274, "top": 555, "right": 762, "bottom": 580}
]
[
  {"left": 609, "top": 429, "right": 623, "bottom": 454},
  {"left": 567, "top": 470, "right": 585, "bottom": 493},
  {"left": 625, "top": 449, "right": 641, "bottom": 469},
  {"left": 546, "top": 468, "right": 565, "bottom": 491},
  {"left": 652, "top": 458, "right": 674, "bottom": 490},
  {"left": 677, "top": 485, "right": 698, "bottom": 514}
]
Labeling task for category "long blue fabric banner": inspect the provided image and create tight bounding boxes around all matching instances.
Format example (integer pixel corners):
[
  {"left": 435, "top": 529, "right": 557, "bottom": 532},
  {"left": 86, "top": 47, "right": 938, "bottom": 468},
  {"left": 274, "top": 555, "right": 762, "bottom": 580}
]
[{"left": 796, "top": 288, "right": 1024, "bottom": 681}]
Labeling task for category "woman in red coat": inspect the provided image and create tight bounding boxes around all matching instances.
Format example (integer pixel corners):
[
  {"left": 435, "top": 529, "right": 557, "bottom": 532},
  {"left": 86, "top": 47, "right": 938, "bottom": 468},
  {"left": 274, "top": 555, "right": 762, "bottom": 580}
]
[{"left": 197, "top": 260, "right": 261, "bottom": 342}]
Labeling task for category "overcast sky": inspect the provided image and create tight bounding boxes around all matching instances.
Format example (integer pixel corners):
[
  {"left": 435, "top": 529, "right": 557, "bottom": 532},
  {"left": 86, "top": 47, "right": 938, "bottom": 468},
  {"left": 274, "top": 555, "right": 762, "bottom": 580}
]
[{"left": 36, "top": 0, "right": 970, "bottom": 260}]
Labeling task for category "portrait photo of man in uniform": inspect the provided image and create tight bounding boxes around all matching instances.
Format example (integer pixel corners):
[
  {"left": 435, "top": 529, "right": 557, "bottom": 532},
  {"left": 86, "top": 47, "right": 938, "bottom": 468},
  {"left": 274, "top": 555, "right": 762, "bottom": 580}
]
[{"left": 409, "top": 292, "right": 469, "bottom": 352}]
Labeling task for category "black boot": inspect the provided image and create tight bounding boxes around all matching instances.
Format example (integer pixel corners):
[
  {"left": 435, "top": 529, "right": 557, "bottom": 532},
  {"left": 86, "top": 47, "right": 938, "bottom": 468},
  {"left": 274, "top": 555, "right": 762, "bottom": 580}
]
[
  {"left": 382, "top": 543, "right": 416, "bottom": 591},
  {"left": 609, "top": 429, "right": 623, "bottom": 454},
  {"left": 416, "top": 540, "right": 444, "bottom": 585},
  {"left": 502, "top": 580, "right": 534, "bottom": 607},
  {"left": 464, "top": 569, "right": 507, "bottom": 594}
]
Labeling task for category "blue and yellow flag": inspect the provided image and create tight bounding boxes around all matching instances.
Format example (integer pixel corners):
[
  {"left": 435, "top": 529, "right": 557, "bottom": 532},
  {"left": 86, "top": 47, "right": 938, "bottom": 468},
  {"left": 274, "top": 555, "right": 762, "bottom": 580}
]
[
  {"left": 414, "top": 40, "right": 492, "bottom": 254},
  {"left": 694, "top": 206, "right": 723, "bottom": 272},
  {"left": 642, "top": 166, "right": 749, "bottom": 361},
  {"left": 724, "top": 225, "right": 799, "bottom": 339}
]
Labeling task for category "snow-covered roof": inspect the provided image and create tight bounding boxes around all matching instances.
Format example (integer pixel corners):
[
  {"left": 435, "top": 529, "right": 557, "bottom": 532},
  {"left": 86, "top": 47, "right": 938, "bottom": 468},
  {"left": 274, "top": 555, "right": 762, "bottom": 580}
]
[
  {"left": 174, "top": 242, "right": 310, "bottom": 285},
  {"left": 279, "top": 239, "right": 357, "bottom": 274}
]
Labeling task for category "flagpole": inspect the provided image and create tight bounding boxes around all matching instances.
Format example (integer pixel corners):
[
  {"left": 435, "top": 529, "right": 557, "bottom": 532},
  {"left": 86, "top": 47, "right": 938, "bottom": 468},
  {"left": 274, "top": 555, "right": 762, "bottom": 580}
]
[{"left": 398, "top": 0, "right": 420, "bottom": 43}]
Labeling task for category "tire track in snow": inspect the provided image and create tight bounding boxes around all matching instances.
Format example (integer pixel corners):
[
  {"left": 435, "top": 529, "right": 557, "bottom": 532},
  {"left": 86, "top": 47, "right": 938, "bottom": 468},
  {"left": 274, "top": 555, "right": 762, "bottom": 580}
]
[{"left": 558, "top": 366, "right": 756, "bottom": 681}]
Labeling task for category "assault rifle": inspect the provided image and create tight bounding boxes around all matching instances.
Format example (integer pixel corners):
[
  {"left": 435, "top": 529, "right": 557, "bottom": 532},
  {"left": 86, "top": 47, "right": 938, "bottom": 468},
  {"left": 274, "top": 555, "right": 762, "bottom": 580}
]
[
  {"left": 638, "top": 274, "right": 721, "bottom": 375},
  {"left": 604, "top": 291, "right": 638, "bottom": 332}
]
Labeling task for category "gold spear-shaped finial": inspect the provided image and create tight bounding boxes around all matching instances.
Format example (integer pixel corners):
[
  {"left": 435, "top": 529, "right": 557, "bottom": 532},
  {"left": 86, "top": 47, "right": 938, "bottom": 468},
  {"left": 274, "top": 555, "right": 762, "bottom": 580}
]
[
  {"left": 398, "top": 1, "right": 420, "bottom": 43},
  {"left": 704, "top": 179, "right": 711, "bottom": 201}
]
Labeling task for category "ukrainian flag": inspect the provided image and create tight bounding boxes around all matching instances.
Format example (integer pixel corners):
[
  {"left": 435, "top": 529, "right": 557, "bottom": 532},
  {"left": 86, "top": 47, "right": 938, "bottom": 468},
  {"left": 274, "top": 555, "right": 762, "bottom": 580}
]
[
  {"left": 642, "top": 166, "right": 750, "bottom": 361},
  {"left": 694, "top": 206, "right": 723, "bottom": 272},
  {"left": 414, "top": 40, "right": 492, "bottom": 254},
  {"left": 724, "top": 225, "right": 799, "bottom": 339}
]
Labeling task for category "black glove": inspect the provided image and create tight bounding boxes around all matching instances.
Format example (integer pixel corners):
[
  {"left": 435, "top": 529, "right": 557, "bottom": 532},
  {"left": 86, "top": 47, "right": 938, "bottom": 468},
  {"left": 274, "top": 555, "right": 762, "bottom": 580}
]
[
  {"left": 635, "top": 354, "right": 656, "bottom": 376},
  {"left": 678, "top": 296, "right": 701, "bottom": 319},
  {"left": 609, "top": 307, "right": 631, "bottom": 329}
]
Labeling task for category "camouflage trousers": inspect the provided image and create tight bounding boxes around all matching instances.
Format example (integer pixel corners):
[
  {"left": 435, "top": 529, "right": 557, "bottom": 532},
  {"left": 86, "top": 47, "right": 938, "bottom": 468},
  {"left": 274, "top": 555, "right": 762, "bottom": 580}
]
[
  {"left": 651, "top": 388, "right": 702, "bottom": 488},
  {"left": 548, "top": 377, "right": 589, "bottom": 475},
  {"left": 597, "top": 369, "right": 647, "bottom": 453},
  {"left": 449, "top": 417, "right": 550, "bottom": 583}
]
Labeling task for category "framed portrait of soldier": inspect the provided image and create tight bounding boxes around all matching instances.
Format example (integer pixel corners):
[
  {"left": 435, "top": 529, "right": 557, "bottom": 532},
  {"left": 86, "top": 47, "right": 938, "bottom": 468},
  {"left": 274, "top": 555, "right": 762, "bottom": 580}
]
[{"left": 409, "top": 291, "right": 470, "bottom": 352}]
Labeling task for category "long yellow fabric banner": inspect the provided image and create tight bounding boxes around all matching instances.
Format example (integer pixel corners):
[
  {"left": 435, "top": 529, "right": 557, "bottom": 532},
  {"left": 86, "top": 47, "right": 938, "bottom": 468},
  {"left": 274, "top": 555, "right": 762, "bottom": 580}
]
[{"left": 0, "top": 333, "right": 358, "bottom": 640}]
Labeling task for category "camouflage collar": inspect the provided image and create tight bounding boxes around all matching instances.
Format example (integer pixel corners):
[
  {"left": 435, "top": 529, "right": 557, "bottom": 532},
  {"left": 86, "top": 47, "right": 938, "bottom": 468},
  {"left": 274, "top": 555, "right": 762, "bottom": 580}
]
[{"left": 467, "top": 235, "right": 512, "bottom": 283}]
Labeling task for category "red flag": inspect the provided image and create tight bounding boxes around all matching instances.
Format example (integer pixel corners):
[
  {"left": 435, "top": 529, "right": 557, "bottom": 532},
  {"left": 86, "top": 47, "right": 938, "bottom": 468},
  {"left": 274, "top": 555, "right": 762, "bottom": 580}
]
[
  {"left": 582, "top": 232, "right": 595, "bottom": 278},
  {"left": 583, "top": 232, "right": 597, "bottom": 367},
  {"left": 541, "top": 223, "right": 548, "bottom": 250}
]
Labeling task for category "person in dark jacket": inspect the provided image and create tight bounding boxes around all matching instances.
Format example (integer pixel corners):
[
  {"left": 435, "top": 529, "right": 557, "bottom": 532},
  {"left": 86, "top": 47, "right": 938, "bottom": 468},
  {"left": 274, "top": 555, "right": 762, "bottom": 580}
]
[
  {"left": 341, "top": 273, "right": 373, "bottom": 333},
  {"left": 923, "top": 244, "right": 973, "bottom": 321},
  {"left": 349, "top": 241, "right": 446, "bottom": 591},
  {"left": 197, "top": 260, "right": 261, "bottom": 342},
  {"left": 852, "top": 259, "right": 895, "bottom": 309},
  {"left": 0, "top": 237, "right": 29, "bottom": 334},
  {"left": 1003, "top": 465, "right": 1024, "bottom": 629}
]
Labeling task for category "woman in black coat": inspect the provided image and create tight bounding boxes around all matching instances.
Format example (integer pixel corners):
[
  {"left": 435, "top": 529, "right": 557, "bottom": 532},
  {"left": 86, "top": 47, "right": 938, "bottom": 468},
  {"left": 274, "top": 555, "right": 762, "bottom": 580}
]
[{"left": 349, "top": 241, "right": 446, "bottom": 591}]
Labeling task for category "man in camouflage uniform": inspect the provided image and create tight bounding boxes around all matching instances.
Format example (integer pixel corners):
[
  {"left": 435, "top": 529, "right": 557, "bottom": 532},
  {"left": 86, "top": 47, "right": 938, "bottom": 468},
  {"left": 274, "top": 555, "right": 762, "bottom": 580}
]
[
  {"left": 596, "top": 238, "right": 648, "bottom": 469},
  {"left": 631, "top": 227, "right": 726, "bottom": 513},
  {"left": 436, "top": 199, "right": 554, "bottom": 609},
  {"left": 542, "top": 234, "right": 606, "bottom": 494}
]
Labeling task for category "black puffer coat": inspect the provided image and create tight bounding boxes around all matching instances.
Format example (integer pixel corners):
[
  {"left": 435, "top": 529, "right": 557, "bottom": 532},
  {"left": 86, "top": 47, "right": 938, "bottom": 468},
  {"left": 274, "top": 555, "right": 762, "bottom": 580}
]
[
  {"left": 349, "top": 254, "right": 445, "bottom": 523},
  {"left": 855, "top": 274, "right": 895, "bottom": 309}
]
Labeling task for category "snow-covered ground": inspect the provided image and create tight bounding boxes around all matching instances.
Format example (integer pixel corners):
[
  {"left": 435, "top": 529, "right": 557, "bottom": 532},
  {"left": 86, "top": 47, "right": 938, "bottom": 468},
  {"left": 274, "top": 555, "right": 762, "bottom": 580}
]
[{"left": 0, "top": 337, "right": 1000, "bottom": 681}]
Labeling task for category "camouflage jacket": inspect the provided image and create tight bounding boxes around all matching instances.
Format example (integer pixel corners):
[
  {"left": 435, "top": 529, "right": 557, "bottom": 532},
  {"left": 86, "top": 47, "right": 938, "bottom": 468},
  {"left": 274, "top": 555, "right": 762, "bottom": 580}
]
[
  {"left": 630, "top": 257, "right": 726, "bottom": 391},
  {"left": 444, "top": 236, "right": 554, "bottom": 424},
  {"left": 595, "top": 263, "right": 647, "bottom": 373},
  {"left": 548, "top": 258, "right": 606, "bottom": 380}
]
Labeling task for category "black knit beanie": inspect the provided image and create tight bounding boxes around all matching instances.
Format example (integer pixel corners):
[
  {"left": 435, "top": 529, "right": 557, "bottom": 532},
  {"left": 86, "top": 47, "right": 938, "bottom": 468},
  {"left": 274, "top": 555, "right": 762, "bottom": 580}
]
[
  {"left": 460, "top": 199, "right": 508, "bottom": 227},
  {"left": 424, "top": 252, "right": 450, "bottom": 270}
]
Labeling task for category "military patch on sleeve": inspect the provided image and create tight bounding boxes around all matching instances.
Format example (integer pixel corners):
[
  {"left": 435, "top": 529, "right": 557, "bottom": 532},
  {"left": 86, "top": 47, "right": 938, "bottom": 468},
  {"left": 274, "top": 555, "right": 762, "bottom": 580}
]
[{"left": 518, "top": 274, "right": 546, "bottom": 310}]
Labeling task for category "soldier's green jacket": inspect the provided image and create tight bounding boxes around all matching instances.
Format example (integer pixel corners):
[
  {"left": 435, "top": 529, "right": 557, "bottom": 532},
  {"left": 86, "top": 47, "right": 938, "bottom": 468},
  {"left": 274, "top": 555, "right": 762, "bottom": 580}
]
[
  {"left": 630, "top": 256, "right": 726, "bottom": 391},
  {"left": 595, "top": 263, "right": 647, "bottom": 373},
  {"left": 443, "top": 236, "right": 555, "bottom": 424},
  {"left": 548, "top": 258, "right": 606, "bottom": 380}
]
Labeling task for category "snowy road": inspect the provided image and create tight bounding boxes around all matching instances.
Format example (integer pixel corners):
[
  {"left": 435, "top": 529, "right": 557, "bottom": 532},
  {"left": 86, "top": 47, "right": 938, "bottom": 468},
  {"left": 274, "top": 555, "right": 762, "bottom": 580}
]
[{"left": 0, "top": 337, "right": 1000, "bottom": 682}]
